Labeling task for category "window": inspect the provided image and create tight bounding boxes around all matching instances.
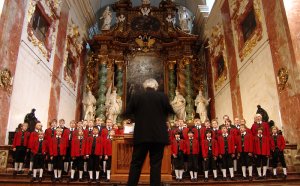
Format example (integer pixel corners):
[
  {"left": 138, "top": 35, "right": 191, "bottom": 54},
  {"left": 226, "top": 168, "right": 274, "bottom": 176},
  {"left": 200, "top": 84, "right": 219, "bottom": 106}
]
[
  {"left": 241, "top": 8, "right": 257, "bottom": 42},
  {"left": 31, "top": 6, "right": 50, "bottom": 43},
  {"left": 216, "top": 55, "right": 225, "bottom": 78}
]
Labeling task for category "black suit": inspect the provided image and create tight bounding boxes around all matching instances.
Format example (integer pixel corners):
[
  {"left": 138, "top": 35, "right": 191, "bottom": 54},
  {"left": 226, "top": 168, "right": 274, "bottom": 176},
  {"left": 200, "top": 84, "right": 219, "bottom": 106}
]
[{"left": 124, "top": 88, "right": 174, "bottom": 186}]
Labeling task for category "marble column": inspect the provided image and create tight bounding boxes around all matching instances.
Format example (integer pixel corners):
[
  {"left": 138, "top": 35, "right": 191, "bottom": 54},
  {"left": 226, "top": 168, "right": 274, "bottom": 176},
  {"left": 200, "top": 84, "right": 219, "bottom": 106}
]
[
  {"left": 168, "top": 61, "right": 176, "bottom": 101},
  {"left": 96, "top": 55, "right": 108, "bottom": 120},
  {"left": 0, "top": 0, "right": 27, "bottom": 144},
  {"left": 184, "top": 57, "right": 194, "bottom": 122}
]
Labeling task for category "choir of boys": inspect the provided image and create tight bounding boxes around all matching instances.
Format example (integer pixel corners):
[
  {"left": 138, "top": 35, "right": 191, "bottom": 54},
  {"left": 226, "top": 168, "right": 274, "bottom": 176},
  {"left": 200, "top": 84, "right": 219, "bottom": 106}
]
[
  {"left": 11, "top": 113, "right": 288, "bottom": 183},
  {"left": 169, "top": 114, "right": 287, "bottom": 182}
]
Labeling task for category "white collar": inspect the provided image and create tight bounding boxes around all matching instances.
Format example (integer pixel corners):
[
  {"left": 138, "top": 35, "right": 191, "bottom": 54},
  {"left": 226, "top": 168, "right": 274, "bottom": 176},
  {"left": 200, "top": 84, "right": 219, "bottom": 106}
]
[
  {"left": 223, "top": 133, "right": 228, "bottom": 137},
  {"left": 93, "top": 135, "right": 98, "bottom": 138},
  {"left": 207, "top": 137, "right": 211, "bottom": 140}
]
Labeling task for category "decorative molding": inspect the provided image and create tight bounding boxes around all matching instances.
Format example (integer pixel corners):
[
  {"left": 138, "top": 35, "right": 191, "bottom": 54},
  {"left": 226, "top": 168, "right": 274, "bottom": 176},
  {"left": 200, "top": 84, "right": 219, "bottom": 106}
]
[
  {"left": 231, "top": 0, "right": 263, "bottom": 61},
  {"left": 207, "top": 23, "right": 228, "bottom": 90},
  {"left": 63, "top": 23, "right": 83, "bottom": 90},
  {"left": 26, "top": 0, "right": 61, "bottom": 60},
  {"left": 0, "top": 69, "right": 13, "bottom": 94}
]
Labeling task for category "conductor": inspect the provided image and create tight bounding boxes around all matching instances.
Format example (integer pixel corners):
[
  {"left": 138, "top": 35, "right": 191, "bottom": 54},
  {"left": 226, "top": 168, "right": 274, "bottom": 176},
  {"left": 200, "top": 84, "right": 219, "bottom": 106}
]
[{"left": 123, "top": 78, "right": 175, "bottom": 186}]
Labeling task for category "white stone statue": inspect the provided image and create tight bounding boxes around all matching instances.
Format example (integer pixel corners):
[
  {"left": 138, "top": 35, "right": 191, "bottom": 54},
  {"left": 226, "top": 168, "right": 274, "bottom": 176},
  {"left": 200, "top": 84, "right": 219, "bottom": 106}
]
[
  {"left": 142, "top": 0, "right": 150, "bottom": 5},
  {"left": 100, "top": 6, "right": 112, "bottom": 30},
  {"left": 195, "top": 90, "right": 211, "bottom": 123},
  {"left": 178, "top": 7, "right": 191, "bottom": 32},
  {"left": 82, "top": 90, "right": 96, "bottom": 121},
  {"left": 171, "top": 89, "right": 186, "bottom": 120},
  {"left": 141, "top": 7, "right": 150, "bottom": 16},
  {"left": 105, "top": 86, "right": 122, "bottom": 124}
]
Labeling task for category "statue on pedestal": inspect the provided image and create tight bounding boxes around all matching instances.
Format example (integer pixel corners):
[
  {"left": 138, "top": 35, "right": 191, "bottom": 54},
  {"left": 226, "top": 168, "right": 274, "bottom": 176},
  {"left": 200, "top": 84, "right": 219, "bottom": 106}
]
[
  {"left": 195, "top": 90, "right": 211, "bottom": 123},
  {"left": 178, "top": 7, "right": 191, "bottom": 33},
  {"left": 100, "top": 6, "right": 112, "bottom": 30},
  {"left": 170, "top": 89, "right": 186, "bottom": 120},
  {"left": 82, "top": 90, "right": 96, "bottom": 121},
  {"left": 106, "top": 87, "right": 123, "bottom": 124},
  {"left": 24, "top": 108, "right": 38, "bottom": 132}
]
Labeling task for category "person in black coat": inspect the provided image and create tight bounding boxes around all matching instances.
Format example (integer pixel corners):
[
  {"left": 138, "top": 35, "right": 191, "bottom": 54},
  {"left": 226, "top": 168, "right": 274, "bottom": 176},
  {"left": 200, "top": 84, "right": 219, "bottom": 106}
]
[{"left": 123, "top": 78, "right": 175, "bottom": 186}]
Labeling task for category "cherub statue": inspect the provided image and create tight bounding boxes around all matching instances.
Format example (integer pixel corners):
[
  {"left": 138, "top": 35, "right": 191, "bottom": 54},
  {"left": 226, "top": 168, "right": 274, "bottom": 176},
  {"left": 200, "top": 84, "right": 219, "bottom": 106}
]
[
  {"left": 117, "top": 14, "right": 126, "bottom": 23},
  {"left": 141, "top": 7, "right": 150, "bottom": 16},
  {"left": 195, "top": 90, "right": 211, "bottom": 123},
  {"left": 100, "top": 6, "right": 112, "bottom": 30},
  {"left": 166, "top": 14, "right": 175, "bottom": 24}
]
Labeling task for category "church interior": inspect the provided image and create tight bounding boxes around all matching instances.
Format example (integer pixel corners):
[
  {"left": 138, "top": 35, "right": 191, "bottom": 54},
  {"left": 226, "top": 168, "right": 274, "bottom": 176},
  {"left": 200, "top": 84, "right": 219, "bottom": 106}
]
[{"left": 0, "top": 0, "right": 300, "bottom": 185}]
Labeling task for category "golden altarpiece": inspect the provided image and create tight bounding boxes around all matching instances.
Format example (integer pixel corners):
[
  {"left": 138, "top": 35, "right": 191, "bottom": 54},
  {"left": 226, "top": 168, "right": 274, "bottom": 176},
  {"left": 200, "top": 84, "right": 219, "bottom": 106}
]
[{"left": 87, "top": 0, "right": 203, "bottom": 181}]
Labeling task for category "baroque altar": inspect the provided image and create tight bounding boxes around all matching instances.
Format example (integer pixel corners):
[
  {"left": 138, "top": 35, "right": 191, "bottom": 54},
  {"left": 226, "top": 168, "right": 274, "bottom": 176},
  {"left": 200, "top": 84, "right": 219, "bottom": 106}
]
[{"left": 87, "top": 0, "right": 205, "bottom": 122}]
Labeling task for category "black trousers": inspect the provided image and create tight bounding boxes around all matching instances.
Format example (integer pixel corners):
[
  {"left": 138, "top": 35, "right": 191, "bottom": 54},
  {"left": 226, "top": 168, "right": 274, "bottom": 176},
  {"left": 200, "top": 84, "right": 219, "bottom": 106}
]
[
  {"left": 187, "top": 154, "right": 198, "bottom": 172},
  {"left": 15, "top": 146, "right": 27, "bottom": 163},
  {"left": 240, "top": 151, "right": 252, "bottom": 167},
  {"left": 127, "top": 143, "right": 165, "bottom": 186},
  {"left": 255, "top": 155, "right": 268, "bottom": 167},
  {"left": 106, "top": 156, "right": 112, "bottom": 170},
  {"left": 72, "top": 156, "right": 84, "bottom": 171},
  {"left": 221, "top": 152, "right": 233, "bottom": 169},
  {"left": 204, "top": 151, "right": 217, "bottom": 171},
  {"left": 272, "top": 148, "right": 286, "bottom": 168},
  {"left": 33, "top": 154, "right": 45, "bottom": 169},
  {"left": 53, "top": 155, "right": 64, "bottom": 170},
  {"left": 88, "top": 155, "right": 100, "bottom": 171},
  {"left": 173, "top": 152, "right": 184, "bottom": 170}
]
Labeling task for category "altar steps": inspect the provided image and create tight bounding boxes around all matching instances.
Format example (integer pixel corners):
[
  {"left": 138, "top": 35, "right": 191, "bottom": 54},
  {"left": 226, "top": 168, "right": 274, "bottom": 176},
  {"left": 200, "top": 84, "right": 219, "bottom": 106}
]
[{"left": 0, "top": 172, "right": 299, "bottom": 185}]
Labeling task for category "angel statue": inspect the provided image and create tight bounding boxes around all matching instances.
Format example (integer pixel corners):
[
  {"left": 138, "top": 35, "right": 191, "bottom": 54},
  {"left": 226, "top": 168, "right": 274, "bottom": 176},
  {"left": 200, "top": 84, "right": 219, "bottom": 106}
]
[
  {"left": 195, "top": 89, "right": 211, "bottom": 123},
  {"left": 170, "top": 89, "right": 186, "bottom": 121},
  {"left": 100, "top": 6, "right": 112, "bottom": 30},
  {"left": 82, "top": 89, "right": 96, "bottom": 121},
  {"left": 105, "top": 85, "right": 123, "bottom": 124},
  {"left": 178, "top": 7, "right": 191, "bottom": 32}
]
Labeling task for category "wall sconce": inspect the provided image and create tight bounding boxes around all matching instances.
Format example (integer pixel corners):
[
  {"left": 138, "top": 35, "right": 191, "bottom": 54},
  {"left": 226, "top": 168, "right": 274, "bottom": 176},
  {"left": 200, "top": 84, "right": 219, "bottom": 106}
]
[{"left": 277, "top": 67, "right": 289, "bottom": 93}]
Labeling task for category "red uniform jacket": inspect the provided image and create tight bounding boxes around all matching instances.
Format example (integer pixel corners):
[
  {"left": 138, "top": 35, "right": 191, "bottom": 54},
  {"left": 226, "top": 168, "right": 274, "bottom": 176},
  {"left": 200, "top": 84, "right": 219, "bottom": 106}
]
[
  {"left": 84, "top": 128, "right": 94, "bottom": 138},
  {"left": 217, "top": 134, "right": 235, "bottom": 154},
  {"left": 171, "top": 139, "right": 186, "bottom": 155},
  {"left": 101, "top": 128, "right": 112, "bottom": 140},
  {"left": 174, "top": 127, "right": 189, "bottom": 140},
  {"left": 185, "top": 138, "right": 199, "bottom": 155},
  {"left": 192, "top": 126, "right": 205, "bottom": 142},
  {"left": 45, "top": 128, "right": 56, "bottom": 143},
  {"left": 227, "top": 127, "right": 238, "bottom": 137},
  {"left": 270, "top": 134, "right": 285, "bottom": 151},
  {"left": 71, "top": 137, "right": 86, "bottom": 157},
  {"left": 114, "top": 129, "right": 123, "bottom": 135},
  {"left": 236, "top": 132, "right": 253, "bottom": 153},
  {"left": 251, "top": 122, "right": 270, "bottom": 136},
  {"left": 68, "top": 128, "right": 77, "bottom": 144},
  {"left": 12, "top": 131, "right": 30, "bottom": 148},
  {"left": 212, "top": 128, "right": 221, "bottom": 139},
  {"left": 28, "top": 131, "right": 39, "bottom": 149},
  {"left": 253, "top": 135, "right": 270, "bottom": 156},
  {"left": 85, "top": 136, "right": 103, "bottom": 156},
  {"left": 49, "top": 136, "right": 68, "bottom": 156},
  {"left": 31, "top": 139, "right": 48, "bottom": 155},
  {"left": 61, "top": 127, "right": 70, "bottom": 143},
  {"left": 202, "top": 138, "right": 218, "bottom": 158},
  {"left": 103, "top": 138, "right": 113, "bottom": 156}
]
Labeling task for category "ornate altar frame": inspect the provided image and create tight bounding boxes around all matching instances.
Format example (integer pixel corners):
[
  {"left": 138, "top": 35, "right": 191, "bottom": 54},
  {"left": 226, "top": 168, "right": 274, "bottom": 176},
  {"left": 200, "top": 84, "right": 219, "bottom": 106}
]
[{"left": 88, "top": 0, "right": 200, "bottom": 121}]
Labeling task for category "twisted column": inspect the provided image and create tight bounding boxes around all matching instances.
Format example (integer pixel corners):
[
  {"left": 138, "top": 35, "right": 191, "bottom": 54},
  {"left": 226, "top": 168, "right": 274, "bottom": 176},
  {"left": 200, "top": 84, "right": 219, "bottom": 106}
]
[
  {"left": 184, "top": 56, "right": 194, "bottom": 122},
  {"left": 168, "top": 61, "right": 176, "bottom": 101},
  {"left": 115, "top": 61, "right": 124, "bottom": 123},
  {"left": 96, "top": 55, "right": 108, "bottom": 119}
]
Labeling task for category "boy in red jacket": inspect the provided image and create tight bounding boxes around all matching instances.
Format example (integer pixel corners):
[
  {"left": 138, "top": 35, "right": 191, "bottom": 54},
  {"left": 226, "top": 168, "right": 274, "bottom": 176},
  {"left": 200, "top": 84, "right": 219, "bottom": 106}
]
[
  {"left": 45, "top": 119, "right": 57, "bottom": 174},
  {"left": 85, "top": 126, "right": 103, "bottom": 183},
  {"left": 202, "top": 130, "right": 218, "bottom": 182},
  {"left": 171, "top": 132, "right": 186, "bottom": 182},
  {"left": 27, "top": 122, "right": 42, "bottom": 175},
  {"left": 270, "top": 126, "right": 287, "bottom": 179},
  {"left": 253, "top": 127, "right": 270, "bottom": 179},
  {"left": 218, "top": 126, "right": 235, "bottom": 180},
  {"left": 50, "top": 127, "right": 68, "bottom": 182},
  {"left": 103, "top": 130, "right": 115, "bottom": 182},
  {"left": 69, "top": 129, "right": 86, "bottom": 182},
  {"left": 12, "top": 123, "right": 30, "bottom": 175},
  {"left": 237, "top": 124, "right": 253, "bottom": 180},
  {"left": 31, "top": 131, "right": 48, "bottom": 182},
  {"left": 185, "top": 130, "right": 199, "bottom": 182}
]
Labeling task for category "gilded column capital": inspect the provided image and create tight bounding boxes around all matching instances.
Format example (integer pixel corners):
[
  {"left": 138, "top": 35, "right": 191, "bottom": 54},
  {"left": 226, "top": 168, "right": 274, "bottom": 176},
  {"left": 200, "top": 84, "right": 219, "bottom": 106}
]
[
  {"left": 167, "top": 60, "right": 176, "bottom": 70},
  {"left": 98, "top": 54, "right": 108, "bottom": 65},
  {"left": 182, "top": 55, "right": 193, "bottom": 65},
  {"left": 115, "top": 60, "right": 125, "bottom": 70}
]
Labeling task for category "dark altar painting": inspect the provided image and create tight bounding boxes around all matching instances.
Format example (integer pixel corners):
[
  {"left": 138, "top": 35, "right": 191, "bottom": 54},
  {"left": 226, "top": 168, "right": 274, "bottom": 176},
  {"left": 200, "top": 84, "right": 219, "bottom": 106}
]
[{"left": 126, "top": 54, "right": 164, "bottom": 104}]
